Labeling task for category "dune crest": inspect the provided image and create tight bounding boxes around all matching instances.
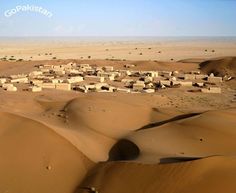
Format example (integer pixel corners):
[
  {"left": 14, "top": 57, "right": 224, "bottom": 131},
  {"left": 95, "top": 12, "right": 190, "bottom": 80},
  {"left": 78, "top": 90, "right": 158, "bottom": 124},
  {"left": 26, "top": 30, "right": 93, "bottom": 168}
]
[{"left": 108, "top": 108, "right": 236, "bottom": 163}]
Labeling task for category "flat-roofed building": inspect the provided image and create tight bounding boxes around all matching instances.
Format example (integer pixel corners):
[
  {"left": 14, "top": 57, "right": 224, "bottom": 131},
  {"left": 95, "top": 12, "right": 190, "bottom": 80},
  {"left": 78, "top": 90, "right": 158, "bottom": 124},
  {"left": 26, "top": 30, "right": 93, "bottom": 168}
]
[
  {"left": 116, "top": 88, "right": 131, "bottom": 93},
  {"left": 11, "top": 77, "right": 28, "bottom": 84},
  {"left": 133, "top": 82, "right": 145, "bottom": 91},
  {"left": 6, "top": 85, "right": 17, "bottom": 92},
  {"left": 0, "top": 78, "right": 7, "bottom": 84},
  {"left": 29, "top": 86, "right": 42, "bottom": 92},
  {"left": 207, "top": 76, "right": 223, "bottom": 83},
  {"left": 160, "top": 80, "right": 171, "bottom": 87},
  {"left": 184, "top": 74, "right": 196, "bottom": 80},
  {"left": 66, "top": 76, "right": 84, "bottom": 84},
  {"left": 84, "top": 76, "right": 105, "bottom": 83},
  {"left": 103, "top": 66, "right": 114, "bottom": 72},
  {"left": 180, "top": 81, "right": 193, "bottom": 87},
  {"left": 55, "top": 83, "right": 71, "bottom": 91},
  {"left": 41, "top": 83, "right": 56, "bottom": 89}
]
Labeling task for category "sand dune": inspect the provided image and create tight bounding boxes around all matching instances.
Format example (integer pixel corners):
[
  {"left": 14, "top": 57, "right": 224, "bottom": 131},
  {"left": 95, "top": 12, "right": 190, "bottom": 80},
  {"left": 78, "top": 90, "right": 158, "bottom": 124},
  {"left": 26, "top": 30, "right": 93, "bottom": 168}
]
[
  {"left": 0, "top": 112, "right": 93, "bottom": 193},
  {"left": 111, "top": 108, "right": 236, "bottom": 163},
  {"left": 77, "top": 156, "right": 236, "bottom": 193},
  {"left": 39, "top": 96, "right": 158, "bottom": 162},
  {"left": 200, "top": 57, "right": 236, "bottom": 76},
  {"left": 65, "top": 96, "right": 155, "bottom": 138}
]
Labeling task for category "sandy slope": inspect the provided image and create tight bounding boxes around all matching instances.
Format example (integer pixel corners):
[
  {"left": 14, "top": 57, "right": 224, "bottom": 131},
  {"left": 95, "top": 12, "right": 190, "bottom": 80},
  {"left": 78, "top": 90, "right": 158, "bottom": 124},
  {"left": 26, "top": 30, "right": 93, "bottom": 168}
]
[
  {"left": 126, "top": 108, "right": 236, "bottom": 163},
  {"left": 0, "top": 112, "right": 93, "bottom": 193},
  {"left": 200, "top": 57, "right": 236, "bottom": 76},
  {"left": 65, "top": 96, "right": 155, "bottom": 138},
  {"left": 77, "top": 156, "right": 236, "bottom": 193}
]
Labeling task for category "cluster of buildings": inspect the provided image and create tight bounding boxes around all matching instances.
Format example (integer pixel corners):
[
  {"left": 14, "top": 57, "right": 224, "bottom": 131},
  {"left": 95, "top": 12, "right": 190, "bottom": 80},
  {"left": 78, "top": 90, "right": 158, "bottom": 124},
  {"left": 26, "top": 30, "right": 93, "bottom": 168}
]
[{"left": 0, "top": 62, "right": 226, "bottom": 94}]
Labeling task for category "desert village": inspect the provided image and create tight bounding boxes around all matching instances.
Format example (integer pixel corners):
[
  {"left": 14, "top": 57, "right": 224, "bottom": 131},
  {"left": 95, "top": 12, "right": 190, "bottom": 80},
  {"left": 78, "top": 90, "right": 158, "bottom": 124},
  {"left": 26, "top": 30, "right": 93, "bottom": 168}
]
[{"left": 0, "top": 62, "right": 227, "bottom": 94}]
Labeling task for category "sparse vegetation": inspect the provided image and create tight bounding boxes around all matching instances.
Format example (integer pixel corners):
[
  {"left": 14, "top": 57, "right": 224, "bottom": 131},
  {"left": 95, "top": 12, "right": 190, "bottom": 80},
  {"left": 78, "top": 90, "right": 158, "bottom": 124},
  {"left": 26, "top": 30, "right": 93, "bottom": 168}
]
[{"left": 52, "top": 57, "right": 57, "bottom": 60}]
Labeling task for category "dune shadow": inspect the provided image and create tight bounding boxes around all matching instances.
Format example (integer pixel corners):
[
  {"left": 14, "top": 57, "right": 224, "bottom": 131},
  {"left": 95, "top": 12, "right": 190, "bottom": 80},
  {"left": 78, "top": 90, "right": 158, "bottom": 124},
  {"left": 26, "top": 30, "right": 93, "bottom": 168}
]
[
  {"left": 160, "top": 157, "right": 201, "bottom": 164},
  {"left": 108, "top": 139, "right": 140, "bottom": 161},
  {"left": 137, "top": 112, "right": 202, "bottom": 131}
]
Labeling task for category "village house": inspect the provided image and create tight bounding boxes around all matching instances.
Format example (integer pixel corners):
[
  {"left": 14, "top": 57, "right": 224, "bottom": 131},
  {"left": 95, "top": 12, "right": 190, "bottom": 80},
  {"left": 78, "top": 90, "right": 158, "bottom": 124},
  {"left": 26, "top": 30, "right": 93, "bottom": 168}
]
[
  {"left": 11, "top": 77, "right": 28, "bottom": 84},
  {"left": 4, "top": 84, "right": 17, "bottom": 92},
  {"left": 133, "top": 81, "right": 145, "bottom": 91},
  {"left": 84, "top": 76, "right": 105, "bottom": 83},
  {"left": 29, "top": 86, "right": 42, "bottom": 92},
  {"left": 29, "top": 71, "right": 43, "bottom": 77},
  {"left": 184, "top": 74, "right": 196, "bottom": 80},
  {"left": 66, "top": 76, "right": 84, "bottom": 84},
  {"left": 30, "top": 80, "right": 43, "bottom": 86},
  {"left": 195, "top": 74, "right": 208, "bottom": 79},
  {"left": 51, "top": 79, "right": 64, "bottom": 84},
  {"left": 180, "top": 81, "right": 193, "bottom": 87},
  {"left": 159, "top": 71, "right": 172, "bottom": 77},
  {"left": 103, "top": 66, "right": 114, "bottom": 72},
  {"left": 207, "top": 76, "right": 223, "bottom": 83},
  {"left": 159, "top": 80, "right": 171, "bottom": 87},
  {"left": 94, "top": 83, "right": 109, "bottom": 90},
  {"left": 97, "top": 72, "right": 116, "bottom": 81},
  {"left": 55, "top": 83, "right": 71, "bottom": 91},
  {"left": 144, "top": 76, "right": 153, "bottom": 83},
  {"left": 2, "top": 83, "right": 14, "bottom": 89},
  {"left": 6, "top": 86, "right": 17, "bottom": 92},
  {"left": 194, "top": 82, "right": 205, "bottom": 87},
  {"left": 116, "top": 88, "right": 131, "bottom": 93},
  {"left": 41, "top": 82, "right": 56, "bottom": 89},
  {"left": 0, "top": 78, "right": 7, "bottom": 84},
  {"left": 119, "top": 70, "right": 132, "bottom": 76},
  {"left": 121, "top": 78, "right": 134, "bottom": 83}
]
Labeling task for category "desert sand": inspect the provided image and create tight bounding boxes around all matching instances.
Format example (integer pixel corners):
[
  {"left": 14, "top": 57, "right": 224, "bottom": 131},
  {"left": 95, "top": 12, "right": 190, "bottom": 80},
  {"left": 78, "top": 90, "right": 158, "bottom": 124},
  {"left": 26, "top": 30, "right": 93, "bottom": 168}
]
[
  {"left": 0, "top": 38, "right": 236, "bottom": 193},
  {"left": 1, "top": 37, "right": 236, "bottom": 62}
]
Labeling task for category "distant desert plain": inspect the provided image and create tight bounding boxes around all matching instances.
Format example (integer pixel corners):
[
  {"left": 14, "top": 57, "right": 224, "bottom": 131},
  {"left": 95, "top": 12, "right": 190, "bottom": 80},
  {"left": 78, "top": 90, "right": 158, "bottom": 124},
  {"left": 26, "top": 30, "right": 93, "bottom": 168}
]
[{"left": 0, "top": 37, "right": 236, "bottom": 193}]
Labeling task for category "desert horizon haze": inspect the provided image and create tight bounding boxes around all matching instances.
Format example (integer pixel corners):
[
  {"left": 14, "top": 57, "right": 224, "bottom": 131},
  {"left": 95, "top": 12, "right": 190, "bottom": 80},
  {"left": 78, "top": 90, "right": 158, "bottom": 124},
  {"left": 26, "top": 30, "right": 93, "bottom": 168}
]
[{"left": 1, "top": 1, "right": 236, "bottom": 193}]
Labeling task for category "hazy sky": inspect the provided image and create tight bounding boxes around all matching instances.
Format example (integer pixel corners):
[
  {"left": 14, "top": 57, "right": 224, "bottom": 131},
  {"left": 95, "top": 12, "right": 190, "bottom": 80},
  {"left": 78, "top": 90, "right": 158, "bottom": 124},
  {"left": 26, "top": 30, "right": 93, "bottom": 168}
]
[{"left": 0, "top": 0, "right": 236, "bottom": 36}]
